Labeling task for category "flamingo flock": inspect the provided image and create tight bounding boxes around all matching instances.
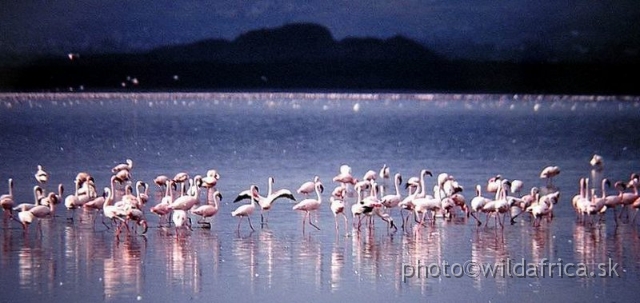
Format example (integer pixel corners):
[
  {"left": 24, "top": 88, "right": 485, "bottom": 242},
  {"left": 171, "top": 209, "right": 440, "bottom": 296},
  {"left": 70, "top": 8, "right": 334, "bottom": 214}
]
[{"left": 3, "top": 154, "right": 640, "bottom": 239}]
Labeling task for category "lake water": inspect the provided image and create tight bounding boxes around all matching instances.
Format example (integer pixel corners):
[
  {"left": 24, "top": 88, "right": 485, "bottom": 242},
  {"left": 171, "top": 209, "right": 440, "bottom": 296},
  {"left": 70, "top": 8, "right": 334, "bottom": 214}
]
[{"left": 1, "top": 92, "right": 640, "bottom": 302}]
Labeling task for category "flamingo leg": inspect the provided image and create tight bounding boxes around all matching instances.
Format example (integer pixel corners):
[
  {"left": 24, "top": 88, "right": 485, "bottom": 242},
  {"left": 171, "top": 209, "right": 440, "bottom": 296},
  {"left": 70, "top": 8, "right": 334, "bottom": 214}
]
[
  {"left": 469, "top": 212, "right": 482, "bottom": 226},
  {"left": 247, "top": 216, "right": 255, "bottom": 231},
  {"left": 309, "top": 211, "right": 320, "bottom": 230}
]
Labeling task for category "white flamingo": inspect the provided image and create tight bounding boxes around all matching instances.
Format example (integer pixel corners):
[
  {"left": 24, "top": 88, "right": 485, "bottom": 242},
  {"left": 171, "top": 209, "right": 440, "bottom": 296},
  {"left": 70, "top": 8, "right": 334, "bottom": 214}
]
[
  {"left": 233, "top": 177, "right": 296, "bottom": 225},
  {"left": 381, "top": 173, "right": 403, "bottom": 211},
  {"left": 469, "top": 184, "right": 492, "bottom": 226},
  {"left": 231, "top": 185, "right": 259, "bottom": 232},
  {"left": 35, "top": 165, "right": 49, "bottom": 185},
  {"left": 330, "top": 195, "right": 348, "bottom": 234}
]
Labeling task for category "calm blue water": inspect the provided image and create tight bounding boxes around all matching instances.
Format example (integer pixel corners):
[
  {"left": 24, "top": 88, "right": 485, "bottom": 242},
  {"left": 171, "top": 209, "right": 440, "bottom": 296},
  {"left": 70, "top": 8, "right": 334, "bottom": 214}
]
[{"left": 1, "top": 92, "right": 640, "bottom": 302}]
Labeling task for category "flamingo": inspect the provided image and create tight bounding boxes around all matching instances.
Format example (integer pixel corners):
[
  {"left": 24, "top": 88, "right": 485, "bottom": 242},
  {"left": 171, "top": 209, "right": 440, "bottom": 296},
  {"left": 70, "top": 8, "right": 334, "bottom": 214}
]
[
  {"left": 486, "top": 175, "right": 502, "bottom": 193},
  {"left": 351, "top": 184, "right": 375, "bottom": 230},
  {"left": 231, "top": 185, "right": 259, "bottom": 232},
  {"left": 83, "top": 187, "right": 108, "bottom": 228},
  {"left": 525, "top": 189, "right": 552, "bottom": 227},
  {"left": 331, "top": 186, "right": 347, "bottom": 200},
  {"left": 510, "top": 179, "right": 524, "bottom": 196},
  {"left": 469, "top": 184, "right": 493, "bottom": 226},
  {"left": 1, "top": 178, "right": 15, "bottom": 218},
  {"left": 292, "top": 182, "right": 323, "bottom": 232},
  {"left": 603, "top": 179, "right": 623, "bottom": 222},
  {"left": 482, "top": 180, "right": 511, "bottom": 228},
  {"left": 17, "top": 201, "right": 55, "bottom": 233},
  {"left": 135, "top": 181, "right": 149, "bottom": 205},
  {"left": 363, "top": 170, "right": 377, "bottom": 182},
  {"left": 169, "top": 178, "right": 200, "bottom": 211},
  {"left": 587, "top": 188, "right": 607, "bottom": 223},
  {"left": 412, "top": 195, "right": 441, "bottom": 225},
  {"left": 540, "top": 166, "right": 560, "bottom": 187},
  {"left": 172, "top": 210, "right": 191, "bottom": 237},
  {"left": 201, "top": 171, "right": 220, "bottom": 196},
  {"left": 297, "top": 176, "right": 321, "bottom": 196},
  {"left": 330, "top": 195, "right": 348, "bottom": 234},
  {"left": 191, "top": 190, "right": 222, "bottom": 228},
  {"left": 114, "top": 169, "right": 131, "bottom": 183},
  {"left": 510, "top": 186, "right": 539, "bottom": 223},
  {"left": 234, "top": 177, "right": 296, "bottom": 225},
  {"left": 173, "top": 172, "right": 189, "bottom": 195},
  {"left": 102, "top": 176, "right": 128, "bottom": 232},
  {"left": 333, "top": 165, "right": 357, "bottom": 190},
  {"left": 379, "top": 164, "right": 390, "bottom": 182},
  {"left": 153, "top": 175, "right": 170, "bottom": 189},
  {"left": 35, "top": 165, "right": 48, "bottom": 185},
  {"left": 75, "top": 172, "right": 94, "bottom": 187},
  {"left": 590, "top": 154, "right": 604, "bottom": 171},
  {"left": 381, "top": 173, "right": 403, "bottom": 211},
  {"left": 150, "top": 180, "right": 174, "bottom": 226},
  {"left": 112, "top": 159, "right": 133, "bottom": 174},
  {"left": 36, "top": 189, "right": 59, "bottom": 208},
  {"left": 125, "top": 206, "right": 148, "bottom": 234}
]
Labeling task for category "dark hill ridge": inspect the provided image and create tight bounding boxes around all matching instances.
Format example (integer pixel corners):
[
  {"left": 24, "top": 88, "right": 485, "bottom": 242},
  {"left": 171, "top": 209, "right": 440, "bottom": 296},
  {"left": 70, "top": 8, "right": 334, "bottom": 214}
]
[
  {"left": 2, "top": 22, "right": 639, "bottom": 94},
  {"left": 146, "top": 23, "right": 440, "bottom": 63}
]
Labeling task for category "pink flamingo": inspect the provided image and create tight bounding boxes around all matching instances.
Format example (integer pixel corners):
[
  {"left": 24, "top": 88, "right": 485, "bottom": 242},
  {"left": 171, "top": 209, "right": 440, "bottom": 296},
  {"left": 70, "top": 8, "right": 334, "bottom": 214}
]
[
  {"left": 293, "top": 182, "right": 323, "bottom": 232},
  {"left": 191, "top": 190, "right": 222, "bottom": 228}
]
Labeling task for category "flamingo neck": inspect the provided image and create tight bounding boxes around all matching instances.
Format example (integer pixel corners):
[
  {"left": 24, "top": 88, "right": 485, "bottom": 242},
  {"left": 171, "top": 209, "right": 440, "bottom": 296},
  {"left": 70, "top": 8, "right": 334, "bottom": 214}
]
[{"left": 394, "top": 176, "right": 400, "bottom": 196}]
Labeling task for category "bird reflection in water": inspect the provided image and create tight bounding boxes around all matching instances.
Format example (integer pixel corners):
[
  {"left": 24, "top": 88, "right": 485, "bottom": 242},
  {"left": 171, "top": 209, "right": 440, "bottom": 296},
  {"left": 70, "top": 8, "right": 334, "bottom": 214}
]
[
  {"left": 398, "top": 227, "right": 443, "bottom": 294},
  {"left": 330, "top": 238, "right": 346, "bottom": 292},
  {"left": 231, "top": 233, "right": 258, "bottom": 294},
  {"left": 103, "top": 236, "right": 146, "bottom": 298},
  {"left": 18, "top": 243, "right": 55, "bottom": 292},
  {"left": 160, "top": 235, "right": 201, "bottom": 294},
  {"left": 470, "top": 228, "right": 508, "bottom": 294},
  {"left": 258, "top": 229, "right": 282, "bottom": 288},
  {"left": 572, "top": 223, "right": 625, "bottom": 287},
  {"left": 297, "top": 234, "right": 322, "bottom": 290}
]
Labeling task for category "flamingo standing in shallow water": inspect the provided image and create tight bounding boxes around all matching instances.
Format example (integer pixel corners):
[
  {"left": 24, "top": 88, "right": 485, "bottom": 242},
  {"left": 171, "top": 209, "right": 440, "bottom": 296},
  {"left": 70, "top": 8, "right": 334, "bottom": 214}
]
[
  {"left": 292, "top": 182, "right": 323, "bottom": 232},
  {"left": 172, "top": 210, "right": 191, "bottom": 237},
  {"left": 540, "top": 166, "right": 560, "bottom": 187},
  {"left": 234, "top": 177, "right": 296, "bottom": 225},
  {"left": 469, "top": 184, "right": 492, "bottom": 226},
  {"left": 1, "top": 178, "right": 15, "bottom": 219},
  {"left": 231, "top": 185, "right": 259, "bottom": 232},
  {"left": 17, "top": 201, "right": 55, "bottom": 235},
  {"left": 35, "top": 165, "right": 48, "bottom": 186},
  {"left": 381, "top": 173, "right": 403, "bottom": 212},
  {"left": 150, "top": 180, "right": 174, "bottom": 226},
  {"left": 330, "top": 195, "right": 348, "bottom": 235},
  {"left": 191, "top": 190, "right": 222, "bottom": 228}
]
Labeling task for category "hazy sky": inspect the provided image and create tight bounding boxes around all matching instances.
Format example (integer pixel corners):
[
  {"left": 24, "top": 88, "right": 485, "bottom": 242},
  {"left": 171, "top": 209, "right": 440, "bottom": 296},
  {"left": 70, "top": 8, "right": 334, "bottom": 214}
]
[{"left": 2, "top": 1, "right": 639, "bottom": 59}]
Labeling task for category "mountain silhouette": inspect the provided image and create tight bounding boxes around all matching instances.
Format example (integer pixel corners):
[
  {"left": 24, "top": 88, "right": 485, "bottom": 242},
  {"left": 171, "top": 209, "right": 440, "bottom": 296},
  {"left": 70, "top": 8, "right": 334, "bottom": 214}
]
[
  {"left": 146, "top": 23, "right": 440, "bottom": 63},
  {"left": 2, "top": 22, "right": 639, "bottom": 94}
]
